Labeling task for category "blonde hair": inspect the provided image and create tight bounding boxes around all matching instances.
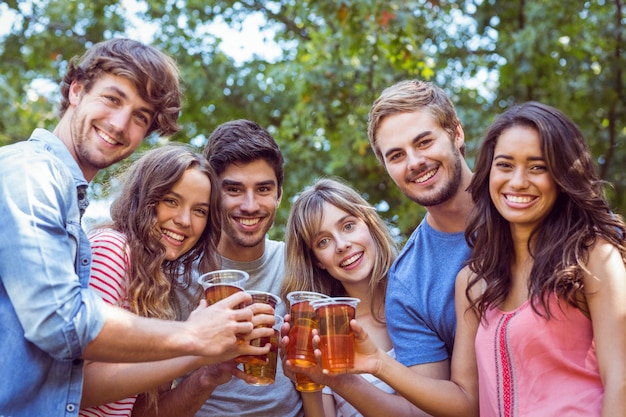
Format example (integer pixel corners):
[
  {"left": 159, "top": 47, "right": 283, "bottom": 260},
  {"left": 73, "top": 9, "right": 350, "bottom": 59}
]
[{"left": 280, "top": 177, "right": 397, "bottom": 323}]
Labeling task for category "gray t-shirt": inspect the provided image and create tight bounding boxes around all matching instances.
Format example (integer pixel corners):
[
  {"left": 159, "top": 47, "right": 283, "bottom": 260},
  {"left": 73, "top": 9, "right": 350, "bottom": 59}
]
[{"left": 176, "top": 238, "right": 303, "bottom": 417}]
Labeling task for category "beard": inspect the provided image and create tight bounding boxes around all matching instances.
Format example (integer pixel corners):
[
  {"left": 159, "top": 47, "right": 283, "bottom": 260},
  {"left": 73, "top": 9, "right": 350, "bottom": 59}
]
[
  {"left": 70, "top": 107, "right": 131, "bottom": 171},
  {"left": 221, "top": 214, "right": 275, "bottom": 249},
  {"left": 408, "top": 149, "right": 464, "bottom": 207}
]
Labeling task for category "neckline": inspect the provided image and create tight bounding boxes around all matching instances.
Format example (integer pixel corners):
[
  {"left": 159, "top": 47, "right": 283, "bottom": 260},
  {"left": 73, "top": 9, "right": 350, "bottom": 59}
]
[{"left": 494, "top": 299, "right": 530, "bottom": 315}]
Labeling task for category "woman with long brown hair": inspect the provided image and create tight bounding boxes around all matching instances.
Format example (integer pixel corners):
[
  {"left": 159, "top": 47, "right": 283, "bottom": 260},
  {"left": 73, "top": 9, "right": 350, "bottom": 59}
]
[{"left": 80, "top": 144, "right": 272, "bottom": 417}]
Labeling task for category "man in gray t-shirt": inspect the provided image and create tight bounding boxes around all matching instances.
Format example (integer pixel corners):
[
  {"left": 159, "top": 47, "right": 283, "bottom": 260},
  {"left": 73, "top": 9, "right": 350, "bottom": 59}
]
[{"left": 133, "top": 119, "right": 302, "bottom": 417}]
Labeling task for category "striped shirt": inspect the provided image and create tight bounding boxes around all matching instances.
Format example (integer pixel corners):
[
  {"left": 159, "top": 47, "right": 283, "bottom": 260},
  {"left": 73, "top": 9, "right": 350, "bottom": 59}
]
[{"left": 80, "top": 229, "right": 135, "bottom": 417}]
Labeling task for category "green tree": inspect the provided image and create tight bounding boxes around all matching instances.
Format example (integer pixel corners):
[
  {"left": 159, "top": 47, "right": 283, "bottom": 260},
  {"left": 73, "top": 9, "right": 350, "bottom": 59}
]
[
  {"left": 474, "top": 0, "right": 626, "bottom": 210},
  {"left": 1, "top": 0, "right": 623, "bottom": 241}
]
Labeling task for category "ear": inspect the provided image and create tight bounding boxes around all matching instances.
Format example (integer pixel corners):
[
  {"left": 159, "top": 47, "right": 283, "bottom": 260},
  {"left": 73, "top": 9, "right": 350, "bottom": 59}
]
[
  {"left": 454, "top": 124, "right": 465, "bottom": 148},
  {"left": 68, "top": 80, "right": 85, "bottom": 106},
  {"left": 276, "top": 186, "right": 283, "bottom": 206}
]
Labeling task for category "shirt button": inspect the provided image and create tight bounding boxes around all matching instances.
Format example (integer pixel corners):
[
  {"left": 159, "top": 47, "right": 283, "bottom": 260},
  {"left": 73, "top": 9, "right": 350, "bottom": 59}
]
[
  {"left": 66, "top": 403, "right": 76, "bottom": 412},
  {"left": 81, "top": 257, "right": 89, "bottom": 265}
]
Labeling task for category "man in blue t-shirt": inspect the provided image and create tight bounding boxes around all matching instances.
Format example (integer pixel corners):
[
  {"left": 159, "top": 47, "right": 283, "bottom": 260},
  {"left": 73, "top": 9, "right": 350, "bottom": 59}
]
[{"left": 366, "top": 79, "right": 474, "bottom": 414}]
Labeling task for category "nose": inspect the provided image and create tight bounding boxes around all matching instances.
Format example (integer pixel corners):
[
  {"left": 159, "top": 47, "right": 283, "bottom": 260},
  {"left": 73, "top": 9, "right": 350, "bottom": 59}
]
[
  {"left": 173, "top": 208, "right": 191, "bottom": 227},
  {"left": 109, "top": 108, "right": 132, "bottom": 132},
  {"left": 509, "top": 167, "right": 529, "bottom": 190},
  {"left": 240, "top": 190, "right": 260, "bottom": 213},
  {"left": 335, "top": 235, "right": 352, "bottom": 252},
  {"left": 406, "top": 149, "right": 426, "bottom": 172}
]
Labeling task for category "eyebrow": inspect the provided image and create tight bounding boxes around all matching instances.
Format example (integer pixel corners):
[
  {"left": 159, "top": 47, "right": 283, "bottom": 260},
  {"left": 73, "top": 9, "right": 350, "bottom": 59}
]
[
  {"left": 221, "top": 179, "right": 277, "bottom": 188},
  {"left": 494, "top": 154, "right": 545, "bottom": 161},
  {"left": 166, "top": 191, "right": 210, "bottom": 205},
  {"left": 383, "top": 130, "right": 433, "bottom": 160}
]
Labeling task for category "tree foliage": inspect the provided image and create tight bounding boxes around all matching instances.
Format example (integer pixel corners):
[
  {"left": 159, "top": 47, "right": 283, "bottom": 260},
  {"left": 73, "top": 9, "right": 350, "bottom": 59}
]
[{"left": 1, "top": 0, "right": 623, "bottom": 241}]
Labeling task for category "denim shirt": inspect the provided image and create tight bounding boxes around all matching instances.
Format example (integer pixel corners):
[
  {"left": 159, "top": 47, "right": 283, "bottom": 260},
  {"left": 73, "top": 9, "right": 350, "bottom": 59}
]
[{"left": 0, "top": 129, "right": 106, "bottom": 416}]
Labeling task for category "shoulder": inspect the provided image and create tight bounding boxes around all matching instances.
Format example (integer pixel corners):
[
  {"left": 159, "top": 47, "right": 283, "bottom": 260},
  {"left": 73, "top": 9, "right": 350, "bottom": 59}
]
[
  {"left": 455, "top": 266, "right": 483, "bottom": 300},
  {"left": 265, "top": 238, "right": 285, "bottom": 256},
  {"left": 1, "top": 141, "right": 72, "bottom": 181},
  {"left": 584, "top": 238, "right": 625, "bottom": 288},
  {"left": 588, "top": 237, "right": 622, "bottom": 259},
  {"left": 89, "top": 229, "right": 129, "bottom": 259},
  {"left": 89, "top": 228, "right": 127, "bottom": 245}
]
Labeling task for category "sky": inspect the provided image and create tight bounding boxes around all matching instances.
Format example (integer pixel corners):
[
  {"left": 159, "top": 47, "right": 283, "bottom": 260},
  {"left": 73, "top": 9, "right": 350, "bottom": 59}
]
[
  {"left": 0, "top": 0, "right": 281, "bottom": 62},
  {"left": 123, "top": 0, "right": 282, "bottom": 64}
]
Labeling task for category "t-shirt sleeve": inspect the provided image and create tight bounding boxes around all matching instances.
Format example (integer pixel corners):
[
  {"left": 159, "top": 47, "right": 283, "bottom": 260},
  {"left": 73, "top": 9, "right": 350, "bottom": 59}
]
[
  {"left": 386, "top": 276, "right": 449, "bottom": 367},
  {"left": 89, "top": 229, "right": 130, "bottom": 307}
]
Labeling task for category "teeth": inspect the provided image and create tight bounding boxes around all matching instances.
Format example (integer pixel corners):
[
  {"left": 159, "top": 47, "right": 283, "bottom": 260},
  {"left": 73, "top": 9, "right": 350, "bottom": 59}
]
[
  {"left": 507, "top": 195, "right": 533, "bottom": 203},
  {"left": 341, "top": 253, "right": 362, "bottom": 267},
  {"left": 97, "top": 128, "right": 118, "bottom": 145},
  {"left": 416, "top": 169, "right": 436, "bottom": 183},
  {"left": 239, "top": 218, "right": 260, "bottom": 226},
  {"left": 163, "top": 229, "right": 184, "bottom": 242}
]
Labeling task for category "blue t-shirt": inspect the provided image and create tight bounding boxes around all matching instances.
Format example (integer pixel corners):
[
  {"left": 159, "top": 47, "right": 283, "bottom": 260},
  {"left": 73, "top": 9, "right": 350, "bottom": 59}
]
[
  {"left": 0, "top": 129, "right": 106, "bottom": 417},
  {"left": 385, "top": 218, "right": 471, "bottom": 367}
]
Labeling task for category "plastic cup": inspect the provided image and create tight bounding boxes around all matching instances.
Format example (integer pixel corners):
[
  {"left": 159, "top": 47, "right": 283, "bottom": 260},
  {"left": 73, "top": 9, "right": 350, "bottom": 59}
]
[
  {"left": 294, "top": 372, "right": 323, "bottom": 393},
  {"left": 237, "top": 291, "right": 281, "bottom": 365},
  {"left": 311, "top": 297, "right": 361, "bottom": 374},
  {"left": 197, "top": 269, "right": 248, "bottom": 305},
  {"left": 243, "top": 315, "right": 283, "bottom": 385},
  {"left": 286, "top": 291, "right": 330, "bottom": 368},
  {"left": 286, "top": 291, "right": 329, "bottom": 392},
  {"left": 245, "top": 290, "right": 281, "bottom": 309}
]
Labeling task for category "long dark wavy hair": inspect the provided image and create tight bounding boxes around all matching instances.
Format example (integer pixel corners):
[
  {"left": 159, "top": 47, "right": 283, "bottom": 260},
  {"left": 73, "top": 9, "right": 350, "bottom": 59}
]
[
  {"left": 465, "top": 102, "right": 626, "bottom": 318},
  {"left": 280, "top": 177, "right": 398, "bottom": 323},
  {"left": 105, "top": 144, "right": 221, "bottom": 321}
]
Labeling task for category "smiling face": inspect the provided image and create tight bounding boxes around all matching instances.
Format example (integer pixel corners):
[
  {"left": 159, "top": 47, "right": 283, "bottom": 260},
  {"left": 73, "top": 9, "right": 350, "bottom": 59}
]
[
  {"left": 156, "top": 167, "right": 212, "bottom": 261},
  {"left": 311, "top": 202, "right": 377, "bottom": 288},
  {"left": 489, "top": 125, "right": 559, "bottom": 235},
  {"left": 217, "top": 159, "right": 281, "bottom": 259},
  {"left": 65, "top": 73, "right": 154, "bottom": 181},
  {"left": 376, "top": 110, "right": 465, "bottom": 207}
]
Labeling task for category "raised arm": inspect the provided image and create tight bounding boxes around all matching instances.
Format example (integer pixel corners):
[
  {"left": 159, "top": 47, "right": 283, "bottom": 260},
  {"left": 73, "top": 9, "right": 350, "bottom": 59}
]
[
  {"left": 81, "top": 298, "right": 274, "bottom": 407},
  {"left": 344, "top": 267, "right": 480, "bottom": 417}
]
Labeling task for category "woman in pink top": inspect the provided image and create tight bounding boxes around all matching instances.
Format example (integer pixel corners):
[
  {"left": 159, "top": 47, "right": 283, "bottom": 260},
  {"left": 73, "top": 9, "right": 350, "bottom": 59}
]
[
  {"left": 462, "top": 101, "right": 626, "bottom": 416},
  {"left": 338, "top": 102, "right": 625, "bottom": 417}
]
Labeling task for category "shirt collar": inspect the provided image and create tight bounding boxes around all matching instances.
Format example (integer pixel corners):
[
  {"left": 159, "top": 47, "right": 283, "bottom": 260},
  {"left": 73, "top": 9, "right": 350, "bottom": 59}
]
[{"left": 29, "top": 128, "right": 88, "bottom": 188}]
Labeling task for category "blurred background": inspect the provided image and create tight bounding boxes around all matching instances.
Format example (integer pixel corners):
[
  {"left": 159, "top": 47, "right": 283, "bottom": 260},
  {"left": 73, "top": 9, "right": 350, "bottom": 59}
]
[{"left": 1, "top": 0, "right": 623, "bottom": 242}]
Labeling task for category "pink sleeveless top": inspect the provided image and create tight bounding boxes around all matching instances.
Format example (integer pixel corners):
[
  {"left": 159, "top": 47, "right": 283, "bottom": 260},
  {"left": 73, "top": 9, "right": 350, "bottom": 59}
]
[{"left": 475, "top": 295, "right": 603, "bottom": 417}]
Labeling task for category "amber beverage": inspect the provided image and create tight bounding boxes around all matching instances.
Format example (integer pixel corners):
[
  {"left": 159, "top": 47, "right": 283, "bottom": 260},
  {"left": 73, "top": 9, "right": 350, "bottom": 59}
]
[
  {"left": 286, "top": 291, "right": 329, "bottom": 392},
  {"left": 204, "top": 284, "right": 242, "bottom": 305},
  {"left": 237, "top": 291, "right": 281, "bottom": 365},
  {"left": 243, "top": 315, "right": 282, "bottom": 385},
  {"left": 294, "top": 372, "right": 324, "bottom": 393},
  {"left": 311, "top": 297, "right": 361, "bottom": 374},
  {"left": 285, "top": 291, "right": 330, "bottom": 368}
]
